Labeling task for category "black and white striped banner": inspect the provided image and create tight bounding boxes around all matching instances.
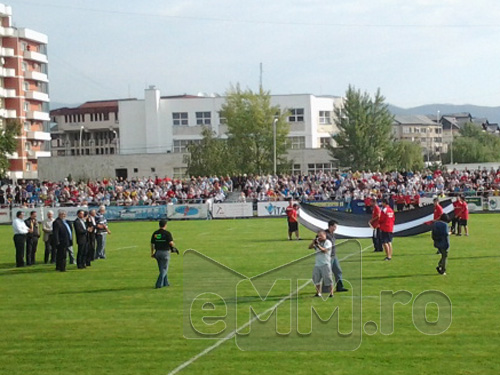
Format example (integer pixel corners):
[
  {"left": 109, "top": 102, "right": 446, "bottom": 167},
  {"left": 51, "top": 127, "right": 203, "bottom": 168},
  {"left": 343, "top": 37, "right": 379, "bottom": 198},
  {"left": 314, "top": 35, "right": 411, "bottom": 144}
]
[{"left": 298, "top": 199, "right": 454, "bottom": 239}]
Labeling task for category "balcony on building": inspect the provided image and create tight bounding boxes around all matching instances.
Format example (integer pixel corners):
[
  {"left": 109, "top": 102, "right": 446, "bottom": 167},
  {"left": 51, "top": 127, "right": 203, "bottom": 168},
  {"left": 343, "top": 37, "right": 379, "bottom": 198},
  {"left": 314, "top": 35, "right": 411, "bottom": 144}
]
[
  {"left": 24, "top": 70, "right": 49, "bottom": 82},
  {"left": 17, "top": 28, "right": 48, "bottom": 44},
  {"left": 26, "top": 130, "right": 51, "bottom": 141},
  {"left": 27, "top": 110, "right": 50, "bottom": 121},
  {"left": 26, "top": 150, "right": 51, "bottom": 159},
  {"left": 0, "top": 87, "right": 16, "bottom": 98},
  {"left": 23, "top": 50, "right": 48, "bottom": 64},
  {"left": 0, "top": 47, "right": 14, "bottom": 57},
  {"left": 0, "top": 25, "right": 15, "bottom": 37},
  {"left": 25, "top": 90, "right": 50, "bottom": 102},
  {"left": 0, "top": 3, "right": 12, "bottom": 17},
  {"left": 0, "top": 67, "right": 15, "bottom": 78},
  {"left": 0, "top": 108, "right": 17, "bottom": 118}
]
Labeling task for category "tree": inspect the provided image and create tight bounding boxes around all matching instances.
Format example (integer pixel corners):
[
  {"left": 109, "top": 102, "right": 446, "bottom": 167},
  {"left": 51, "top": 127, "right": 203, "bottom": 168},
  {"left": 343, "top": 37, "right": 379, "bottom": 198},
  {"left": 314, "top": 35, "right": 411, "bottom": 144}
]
[
  {"left": 186, "top": 127, "right": 232, "bottom": 176},
  {"left": 0, "top": 119, "right": 21, "bottom": 178},
  {"left": 329, "top": 85, "right": 394, "bottom": 171},
  {"left": 220, "top": 85, "right": 289, "bottom": 175},
  {"left": 384, "top": 140, "right": 424, "bottom": 171},
  {"left": 442, "top": 122, "right": 500, "bottom": 163}
]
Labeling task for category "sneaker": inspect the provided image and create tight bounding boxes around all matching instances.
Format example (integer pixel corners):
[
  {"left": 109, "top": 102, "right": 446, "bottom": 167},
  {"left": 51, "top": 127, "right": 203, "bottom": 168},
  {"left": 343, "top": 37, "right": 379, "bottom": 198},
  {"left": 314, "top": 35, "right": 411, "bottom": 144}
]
[
  {"left": 436, "top": 266, "right": 442, "bottom": 274},
  {"left": 442, "top": 272, "right": 447, "bottom": 275},
  {"left": 336, "top": 287, "right": 349, "bottom": 292},
  {"left": 383, "top": 257, "right": 391, "bottom": 261},
  {"left": 314, "top": 293, "right": 322, "bottom": 297},
  {"left": 329, "top": 294, "right": 334, "bottom": 298}
]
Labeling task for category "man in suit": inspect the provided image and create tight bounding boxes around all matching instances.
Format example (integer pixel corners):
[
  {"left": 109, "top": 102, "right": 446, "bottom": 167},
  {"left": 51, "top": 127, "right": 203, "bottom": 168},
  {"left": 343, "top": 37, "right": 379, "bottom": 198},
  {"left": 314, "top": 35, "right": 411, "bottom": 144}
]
[
  {"left": 52, "top": 210, "right": 73, "bottom": 272},
  {"left": 86, "top": 209, "right": 97, "bottom": 265},
  {"left": 25, "top": 211, "right": 40, "bottom": 265},
  {"left": 74, "top": 209, "right": 88, "bottom": 269}
]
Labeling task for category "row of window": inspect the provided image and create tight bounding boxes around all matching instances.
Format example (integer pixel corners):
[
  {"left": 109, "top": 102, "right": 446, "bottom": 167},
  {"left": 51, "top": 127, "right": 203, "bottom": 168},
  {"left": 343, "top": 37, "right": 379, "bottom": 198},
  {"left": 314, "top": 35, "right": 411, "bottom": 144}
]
[
  {"left": 402, "top": 127, "right": 442, "bottom": 134},
  {"left": 171, "top": 109, "right": 333, "bottom": 126},
  {"left": 62, "top": 112, "right": 115, "bottom": 123}
]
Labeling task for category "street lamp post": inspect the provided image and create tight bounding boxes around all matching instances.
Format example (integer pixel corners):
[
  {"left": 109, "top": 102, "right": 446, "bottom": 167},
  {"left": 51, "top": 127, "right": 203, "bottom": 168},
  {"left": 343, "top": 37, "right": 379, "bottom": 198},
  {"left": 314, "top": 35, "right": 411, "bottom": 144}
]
[
  {"left": 79, "top": 125, "right": 84, "bottom": 156},
  {"left": 273, "top": 118, "right": 278, "bottom": 175}
]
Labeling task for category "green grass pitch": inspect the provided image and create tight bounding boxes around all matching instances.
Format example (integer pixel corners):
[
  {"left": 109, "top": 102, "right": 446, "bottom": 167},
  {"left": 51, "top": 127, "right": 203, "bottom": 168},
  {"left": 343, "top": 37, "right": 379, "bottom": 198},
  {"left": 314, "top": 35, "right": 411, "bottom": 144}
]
[{"left": 0, "top": 215, "right": 499, "bottom": 375}]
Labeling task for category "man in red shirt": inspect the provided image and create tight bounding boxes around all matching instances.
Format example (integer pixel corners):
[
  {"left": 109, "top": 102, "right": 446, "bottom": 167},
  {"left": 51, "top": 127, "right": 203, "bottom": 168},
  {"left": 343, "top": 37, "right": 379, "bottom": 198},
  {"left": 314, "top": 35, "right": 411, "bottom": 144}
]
[
  {"left": 433, "top": 198, "right": 444, "bottom": 223},
  {"left": 457, "top": 195, "right": 469, "bottom": 236},
  {"left": 285, "top": 201, "right": 300, "bottom": 240},
  {"left": 369, "top": 198, "right": 383, "bottom": 252},
  {"left": 379, "top": 198, "right": 395, "bottom": 261},
  {"left": 450, "top": 197, "right": 462, "bottom": 234}
]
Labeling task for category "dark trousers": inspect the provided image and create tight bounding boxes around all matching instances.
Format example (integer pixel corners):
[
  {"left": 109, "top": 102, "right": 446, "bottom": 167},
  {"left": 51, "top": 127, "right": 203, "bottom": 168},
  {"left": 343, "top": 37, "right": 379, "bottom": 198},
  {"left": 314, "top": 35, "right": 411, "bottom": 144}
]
[
  {"left": 56, "top": 245, "right": 68, "bottom": 271},
  {"left": 44, "top": 236, "right": 55, "bottom": 263},
  {"left": 26, "top": 236, "right": 39, "bottom": 265},
  {"left": 372, "top": 228, "right": 383, "bottom": 251},
  {"left": 87, "top": 233, "right": 96, "bottom": 264},
  {"left": 14, "top": 234, "right": 26, "bottom": 267},
  {"left": 450, "top": 217, "right": 459, "bottom": 234},
  {"left": 76, "top": 240, "right": 88, "bottom": 268},
  {"left": 437, "top": 248, "right": 448, "bottom": 272}
]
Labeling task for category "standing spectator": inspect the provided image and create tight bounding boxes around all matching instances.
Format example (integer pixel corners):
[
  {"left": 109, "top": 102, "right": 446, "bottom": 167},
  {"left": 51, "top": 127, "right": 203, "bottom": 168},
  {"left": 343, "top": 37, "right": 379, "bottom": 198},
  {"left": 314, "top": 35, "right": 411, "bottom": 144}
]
[
  {"left": 52, "top": 210, "right": 73, "bottom": 272},
  {"left": 309, "top": 230, "right": 333, "bottom": 298},
  {"left": 96, "top": 205, "right": 111, "bottom": 259},
  {"left": 432, "top": 214, "right": 450, "bottom": 275},
  {"left": 42, "top": 210, "right": 55, "bottom": 264},
  {"left": 12, "top": 211, "right": 30, "bottom": 267},
  {"left": 457, "top": 195, "right": 469, "bottom": 236},
  {"left": 432, "top": 197, "right": 444, "bottom": 223},
  {"left": 25, "top": 211, "right": 40, "bottom": 266},
  {"left": 369, "top": 198, "right": 383, "bottom": 252},
  {"left": 379, "top": 198, "right": 395, "bottom": 261},
  {"left": 325, "top": 220, "right": 348, "bottom": 292},
  {"left": 150, "top": 219, "right": 176, "bottom": 289},
  {"left": 86, "top": 209, "right": 97, "bottom": 266},
  {"left": 74, "top": 209, "right": 88, "bottom": 269},
  {"left": 285, "top": 201, "right": 300, "bottom": 240}
]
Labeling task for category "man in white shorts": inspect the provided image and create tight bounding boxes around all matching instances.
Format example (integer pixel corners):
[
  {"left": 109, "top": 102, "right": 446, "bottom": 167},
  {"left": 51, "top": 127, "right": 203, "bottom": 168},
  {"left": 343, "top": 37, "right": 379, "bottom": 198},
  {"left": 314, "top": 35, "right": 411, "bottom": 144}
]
[{"left": 309, "top": 230, "right": 333, "bottom": 298}]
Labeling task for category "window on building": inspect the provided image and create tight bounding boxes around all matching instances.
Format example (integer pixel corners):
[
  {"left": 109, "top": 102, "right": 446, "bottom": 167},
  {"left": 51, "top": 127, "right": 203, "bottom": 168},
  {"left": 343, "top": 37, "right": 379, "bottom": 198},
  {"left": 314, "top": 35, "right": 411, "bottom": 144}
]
[
  {"left": 23, "top": 81, "right": 29, "bottom": 92},
  {"left": 218, "top": 111, "right": 227, "bottom": 125},
  {"left": 288, "top": 108, "right": 304, "bottom": 122},
  {"left": 173, "top": 167, "right": 187, "bottom": 179},
  {"left": 421, "top": 128, "right": 427, "bottom": 133},
  {"left": 195, "top": 112, "right": 211, "bottom": 125},
  {"left": 403, "top": 127, "right": 411, "bottom": 134},
  {"left": 21, "top": 62, "right": 28, "bottom": 72},
  {"left": 26, "top": 162, "right": 32, "bottom": 172},
  {"left": 173, "top": 112, "right": 188, "bottom": 126},
  {"left": 25, "top": 141, "right": 31, "bottom": 151},
  {"left": 24, "top": 122, "right": 30, "bottom": 131},
  {"left": 21, "top": 42, "right": 28, "bottom": 51},
  {"left": 286, "top": 136, "right": 305, "bottom": 149},
  {"left": 414, "top": 127, "right": 420, "bottom": 133},
  {"left": 318, "top": 111, "right": 332, "bottom": 125},
  {"left": 24, "top": 102, "right": 30, "bottom": 112},
  {"left": 173, "top": 139, "right": 200, "bottom": 153},
  {"left": 104, "top": 112, "right": 109, "bottom": 121},
  {"left": 133, "top": 168, "right": 138, "bottom": 173},
  {"left": 320, "top": 137, "right": 331, "bottom": 148},
  {"left": 151, "top": 167, "right": 156, "bottom": 173},
  {"left": 290, "top": 164, "right": 302, "bottom": 175},
  {"left": 308, "top": 163, "right": 335, "bottom": 174}
]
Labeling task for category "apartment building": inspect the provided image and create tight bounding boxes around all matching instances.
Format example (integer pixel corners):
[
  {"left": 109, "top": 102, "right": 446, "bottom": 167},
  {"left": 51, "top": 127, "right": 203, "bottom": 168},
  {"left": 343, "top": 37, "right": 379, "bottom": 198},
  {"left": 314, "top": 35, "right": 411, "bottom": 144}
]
[
  {"left": 392, "top": 115, "right": 444, "bottom": 159},
  {"left": 50, "top": 99, "right": 134, "bottom": 156},
  {"left": 0, "top": 3, "right": 50, "bottom": 181}
]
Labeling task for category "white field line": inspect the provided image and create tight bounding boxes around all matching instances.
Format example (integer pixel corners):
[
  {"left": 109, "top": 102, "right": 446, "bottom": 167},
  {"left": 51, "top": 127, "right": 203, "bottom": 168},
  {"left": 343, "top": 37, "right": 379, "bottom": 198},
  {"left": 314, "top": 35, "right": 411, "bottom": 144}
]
[
  {"left": 167, "top": 243, "right": 373, "bottom": 375},
  {"left": 114, "top": 246, "right": 138, "bottom": 250}
]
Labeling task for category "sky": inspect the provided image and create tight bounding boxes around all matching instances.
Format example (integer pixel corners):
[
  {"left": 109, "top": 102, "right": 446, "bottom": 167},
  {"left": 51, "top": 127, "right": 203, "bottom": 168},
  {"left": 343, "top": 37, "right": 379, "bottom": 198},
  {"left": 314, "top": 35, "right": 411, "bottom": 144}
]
[{"left": 5, "top": 0, "right": 500, "bottom": 108}]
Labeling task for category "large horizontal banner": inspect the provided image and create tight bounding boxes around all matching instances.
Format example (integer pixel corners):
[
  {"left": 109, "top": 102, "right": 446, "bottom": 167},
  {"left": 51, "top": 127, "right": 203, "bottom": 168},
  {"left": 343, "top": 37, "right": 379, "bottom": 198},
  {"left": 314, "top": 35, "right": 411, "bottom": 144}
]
[
  {"left": 257, "top": 201, "right": 290, "bottom": 217},
  {"left": 485, "top": 196, "right": 500, "bottom": 211},
  {"left": 167, "top": 204, "right": 208, "bottom": 219},
  {"left": 298, "top": 199, "right": 455, "bottom": 239},
  {"left": 105, "top": 206, "right": 167, "bottom": 221},
  {"left": 212, "top": 202, "right": 253, "bottom": 218}
]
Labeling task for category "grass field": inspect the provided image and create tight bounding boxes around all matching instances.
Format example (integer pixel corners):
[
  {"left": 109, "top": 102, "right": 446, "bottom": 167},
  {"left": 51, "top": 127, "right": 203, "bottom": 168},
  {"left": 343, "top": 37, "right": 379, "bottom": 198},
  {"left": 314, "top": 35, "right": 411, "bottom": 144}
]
[{"left": 0, "top": 215, "right": 499, "bottom": 375}]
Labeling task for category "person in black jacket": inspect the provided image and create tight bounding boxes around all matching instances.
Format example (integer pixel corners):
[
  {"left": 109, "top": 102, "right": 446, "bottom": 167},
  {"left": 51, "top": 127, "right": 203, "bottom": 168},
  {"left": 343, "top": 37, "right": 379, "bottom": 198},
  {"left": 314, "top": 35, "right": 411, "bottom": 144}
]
[
  {"left": 52, "top": 210, "right": 73, "bottom": 272},
  {"left": 85, "top": 209, "right": 97, "bottom": 266},
  {"left": 432, "top": 214, "right": 450, "bottom": 275},
  {"left": 25, "top": 211, "right": 40, "bottom": 265},
  {"left": 74, "top": 209, "right": 88, "bottom": 269}
]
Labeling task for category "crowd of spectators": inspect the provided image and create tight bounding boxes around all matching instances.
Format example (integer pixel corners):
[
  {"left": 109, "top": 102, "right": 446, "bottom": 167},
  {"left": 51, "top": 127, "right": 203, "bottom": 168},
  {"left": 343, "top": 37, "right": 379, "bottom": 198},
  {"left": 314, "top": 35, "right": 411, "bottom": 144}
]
[{"left": 1, "top": 167, "right": 500, "bottom": 208}]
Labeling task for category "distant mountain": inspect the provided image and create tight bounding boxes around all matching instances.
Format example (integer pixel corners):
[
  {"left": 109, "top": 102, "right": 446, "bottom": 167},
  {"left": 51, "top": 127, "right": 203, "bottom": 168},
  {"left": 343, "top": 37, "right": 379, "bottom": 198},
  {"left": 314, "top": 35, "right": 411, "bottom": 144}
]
[{"left": 388, "top": 104, "right": 500, "bottom": 124}]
